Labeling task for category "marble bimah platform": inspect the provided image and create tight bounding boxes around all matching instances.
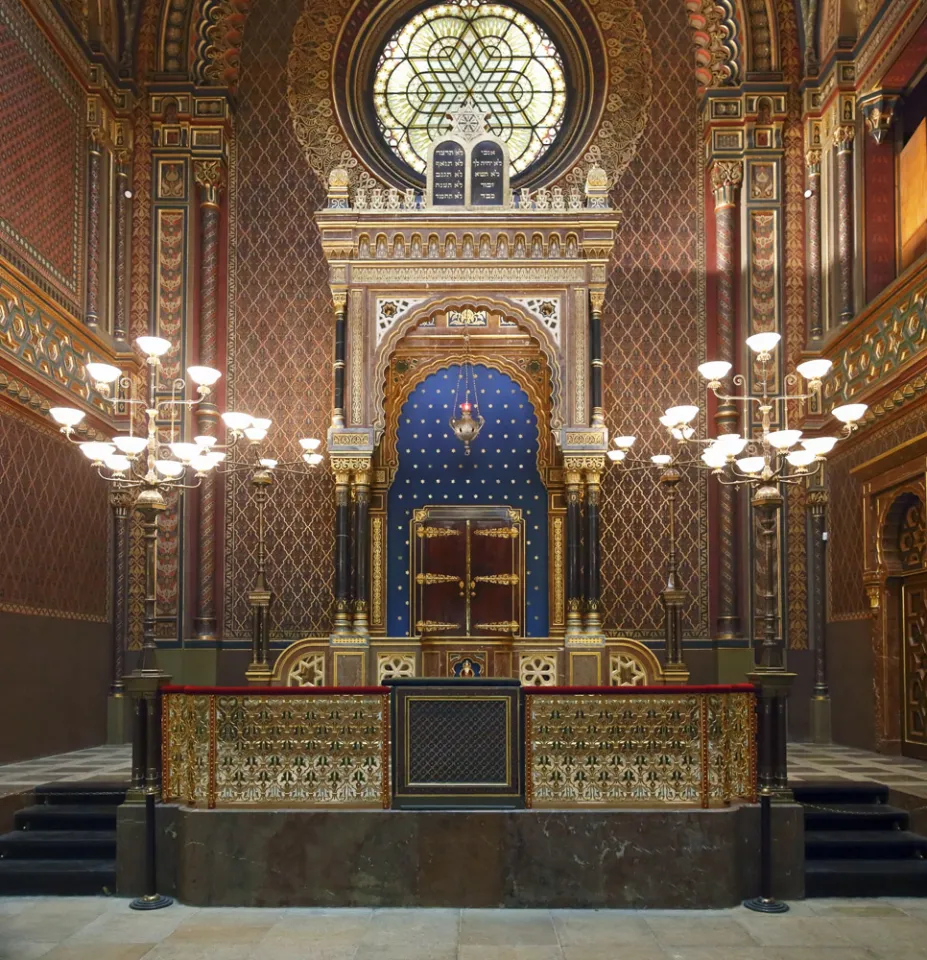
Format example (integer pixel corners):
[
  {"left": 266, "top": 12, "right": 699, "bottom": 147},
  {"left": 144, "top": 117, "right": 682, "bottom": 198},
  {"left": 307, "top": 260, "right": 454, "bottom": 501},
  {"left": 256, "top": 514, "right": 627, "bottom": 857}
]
[{"left": 116, "top": 681, "right": 804, "bottom": 908}]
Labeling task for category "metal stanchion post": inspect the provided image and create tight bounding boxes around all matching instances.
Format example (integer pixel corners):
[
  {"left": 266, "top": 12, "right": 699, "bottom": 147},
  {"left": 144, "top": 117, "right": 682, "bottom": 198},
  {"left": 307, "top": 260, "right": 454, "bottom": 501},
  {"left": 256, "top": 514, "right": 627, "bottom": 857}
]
[
  {"left": 129, "top": 792, "right": 173, "bottom": 910},
  {"left": 743, "top": 789, "right": 789, "bottom": 913}
]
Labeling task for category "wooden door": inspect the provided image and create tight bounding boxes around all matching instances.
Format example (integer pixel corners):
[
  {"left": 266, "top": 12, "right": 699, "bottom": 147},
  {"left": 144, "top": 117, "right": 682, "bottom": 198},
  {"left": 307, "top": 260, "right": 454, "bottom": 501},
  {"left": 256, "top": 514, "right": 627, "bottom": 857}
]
[
  {"left": 902, "top": 573, "right": 927, "bottom": 759},
  {"left": 412, "top": 506, "right": 524, "bottom": 638}
]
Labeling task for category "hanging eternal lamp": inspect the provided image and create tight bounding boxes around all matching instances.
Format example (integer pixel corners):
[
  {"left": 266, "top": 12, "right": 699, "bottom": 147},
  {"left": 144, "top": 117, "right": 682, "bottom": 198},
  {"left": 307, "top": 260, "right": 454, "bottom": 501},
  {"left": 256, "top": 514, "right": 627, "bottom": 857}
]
[{"left": 449, "top": 336, "right": 484, "bottom": 455}]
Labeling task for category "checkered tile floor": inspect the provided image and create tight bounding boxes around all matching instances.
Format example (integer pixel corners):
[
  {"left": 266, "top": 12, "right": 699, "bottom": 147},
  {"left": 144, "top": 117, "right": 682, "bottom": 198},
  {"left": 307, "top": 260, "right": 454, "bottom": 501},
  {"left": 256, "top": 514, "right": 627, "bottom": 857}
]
[
  {"left": 0, "top": 746, "right": 132, "bottom": 798},
  {"left": 788, "top": 743, "right": 927, "bottom": 797},
  {"left": 2, "top": 742, "right": 926, "bottom": 799}
]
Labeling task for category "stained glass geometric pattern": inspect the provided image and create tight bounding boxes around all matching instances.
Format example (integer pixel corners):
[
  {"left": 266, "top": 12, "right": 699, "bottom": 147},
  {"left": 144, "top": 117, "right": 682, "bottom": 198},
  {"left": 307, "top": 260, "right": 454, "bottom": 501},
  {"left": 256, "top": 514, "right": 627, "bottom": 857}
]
[
  {"left": 374, "top": 1, "right": 566, "bottom": 175},
  {"left": 387, "top": 365, "right": 548, "bottom": 636}
]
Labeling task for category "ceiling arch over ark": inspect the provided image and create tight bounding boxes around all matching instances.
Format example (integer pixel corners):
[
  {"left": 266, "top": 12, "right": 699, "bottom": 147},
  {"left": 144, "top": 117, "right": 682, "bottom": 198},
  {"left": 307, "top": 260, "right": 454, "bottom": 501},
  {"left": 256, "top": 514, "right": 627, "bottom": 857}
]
[{"left": 142, "top": 0, "right": 780, "bottom": 142}]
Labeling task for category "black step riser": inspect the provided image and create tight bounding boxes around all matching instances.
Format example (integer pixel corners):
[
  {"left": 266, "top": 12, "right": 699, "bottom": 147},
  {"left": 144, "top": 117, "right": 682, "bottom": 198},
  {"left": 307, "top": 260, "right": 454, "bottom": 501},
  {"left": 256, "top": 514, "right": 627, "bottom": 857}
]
[
  {"left": 807, "top": 873, "right": 927, "bottom": 898},
  {"left": 37, "top": 793, "right": 126, "bottom": 807},
  {"left": 0, "top": 871, "right": 115, "bottom": 896},
  {"left": 805, "top": 813, "right": 908, "bottom": 830},
  {"left": 0, "top": 840, "right": 116, "bottom": 860},
  {"left": 793, "top": 785, "right": 890, "bottom": 806},
  {"left": 807, "top": 844, "right": 927, "bottom": 860},
  {"left": 0, "top": 784, "right": 124, "bottom": 897}
]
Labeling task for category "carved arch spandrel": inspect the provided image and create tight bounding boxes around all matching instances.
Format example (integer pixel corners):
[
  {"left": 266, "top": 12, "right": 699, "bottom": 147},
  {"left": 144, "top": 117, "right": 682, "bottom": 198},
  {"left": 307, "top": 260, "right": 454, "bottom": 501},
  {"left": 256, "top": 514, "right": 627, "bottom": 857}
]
[{"left": 372, "top": 295, "right": 565, "bottom": 443}]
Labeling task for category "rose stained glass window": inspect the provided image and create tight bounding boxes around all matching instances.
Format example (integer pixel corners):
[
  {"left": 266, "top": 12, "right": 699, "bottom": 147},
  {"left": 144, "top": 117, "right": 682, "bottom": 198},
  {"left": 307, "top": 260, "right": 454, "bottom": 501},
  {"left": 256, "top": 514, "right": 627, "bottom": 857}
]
[{"left": 373, "top": 1, "right": 567, "bottom": 176}]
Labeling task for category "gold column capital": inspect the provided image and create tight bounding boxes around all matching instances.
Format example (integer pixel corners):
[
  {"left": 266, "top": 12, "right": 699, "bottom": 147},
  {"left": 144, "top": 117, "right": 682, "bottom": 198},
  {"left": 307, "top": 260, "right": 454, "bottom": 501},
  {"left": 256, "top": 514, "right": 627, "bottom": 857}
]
[
  {"left": 331, "top": 289, "right": 348, "bottom": 311},
  {"left": 832, "top": 125, "right": 856, "bottom": 150},
  {"left": 805, "top": 149, "right": 822, "bottom": 175},
  {"left": 589, "top": 289, "right": 606, "bottom": 313},
  {"left": 194, "top": 159, "right": 225, "bottom": 205},
  {"left": 710, "top": 159, "right": 743, "bottom": 209}
]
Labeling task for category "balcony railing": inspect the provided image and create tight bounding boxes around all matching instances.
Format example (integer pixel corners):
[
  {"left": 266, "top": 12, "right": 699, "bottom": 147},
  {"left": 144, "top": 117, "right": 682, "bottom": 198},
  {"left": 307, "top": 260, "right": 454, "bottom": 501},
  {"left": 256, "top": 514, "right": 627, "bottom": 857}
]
[{"left": 160, "top": 684, "right": 756, "bottom": 809}]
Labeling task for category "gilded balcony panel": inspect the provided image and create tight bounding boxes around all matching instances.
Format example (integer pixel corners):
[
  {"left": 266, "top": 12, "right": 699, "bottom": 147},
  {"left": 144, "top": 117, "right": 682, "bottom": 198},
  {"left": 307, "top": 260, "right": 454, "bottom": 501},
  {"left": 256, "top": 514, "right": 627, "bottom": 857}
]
[
  {"left": 162, "top": 689, "right": 390, "bottom": 808},
  {"left": 525, "top": 688, "right": 756, "bottom": 808}
]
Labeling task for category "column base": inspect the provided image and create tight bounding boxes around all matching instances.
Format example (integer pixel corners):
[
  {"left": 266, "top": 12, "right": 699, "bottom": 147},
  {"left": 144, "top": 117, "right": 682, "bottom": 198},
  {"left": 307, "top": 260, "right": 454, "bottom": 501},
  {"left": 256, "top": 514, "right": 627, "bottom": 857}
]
[
  {"left": 662, "top": 663, "right": 691, "bottom": 685},
  {"left": 329, "top": 633, "right": 370, "bottom": 648},
  {"left": 567, "top": 633, "right": 605, "bottom": 648},
  {"left": 810, "top": 694, "right": 832, "bottom": 744},
  {"left": 245, "top": 664, "right": 274, "bottom": 685}
]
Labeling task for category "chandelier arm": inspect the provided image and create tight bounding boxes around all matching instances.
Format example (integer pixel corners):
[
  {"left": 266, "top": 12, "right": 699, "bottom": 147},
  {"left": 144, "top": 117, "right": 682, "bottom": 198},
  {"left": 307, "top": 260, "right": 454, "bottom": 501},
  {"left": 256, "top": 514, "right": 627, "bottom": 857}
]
[{"left": 710, "top": 387, "right": 761, "bottom": 405}]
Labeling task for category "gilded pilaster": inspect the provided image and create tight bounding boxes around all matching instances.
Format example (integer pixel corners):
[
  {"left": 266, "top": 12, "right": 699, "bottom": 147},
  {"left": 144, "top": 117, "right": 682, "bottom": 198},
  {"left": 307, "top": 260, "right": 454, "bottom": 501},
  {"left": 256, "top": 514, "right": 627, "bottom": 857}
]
[
  {"left": 833, "top": 125, "right": 856, "bottom": 325},
  {"left": 332, "top": 290, "right": 347, "bottom": 428},
  {"left": 353, "top": 464, "right": 372, "bottom": 637},
  {"left": 192, "top": 159, "right": 225, "bottom": 642},
  {"left": 85, "top": 125, "right": 106, "bottom": 331},
  {"left": 710, "top": 158, "right": 743, "bottom": 641},
  {"left": 113, "top": 149, "right": 132, "bottom": 344},
  {"left": 805, "top": 149, "right": 823, "bottom": 340},
  {"left": 589, "top": 289, "right": 605, "bottom": 427},
  {"left": 583, "top": 463, "right": 605, "bottom": 642}
]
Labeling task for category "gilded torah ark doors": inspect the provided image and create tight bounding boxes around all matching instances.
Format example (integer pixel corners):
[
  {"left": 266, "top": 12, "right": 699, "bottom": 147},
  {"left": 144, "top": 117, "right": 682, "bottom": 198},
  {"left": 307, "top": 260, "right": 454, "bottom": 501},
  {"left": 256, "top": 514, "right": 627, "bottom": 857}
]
[{"left": 411, "top": 505, "right": 525, "bottom": 639}]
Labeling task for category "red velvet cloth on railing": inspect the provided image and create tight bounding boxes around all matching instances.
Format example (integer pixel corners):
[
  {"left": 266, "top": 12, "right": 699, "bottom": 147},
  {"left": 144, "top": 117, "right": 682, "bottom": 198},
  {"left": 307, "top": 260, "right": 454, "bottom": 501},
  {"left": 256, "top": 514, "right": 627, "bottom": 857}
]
[
  {"left": 161, "top": 684, "right": 754, "bottom": 696},
  {"left": 521, "top": 684, "right": 756, "bottom": 695},
  {"left": 160, "top": 685, "right": 390, "bottom": 695}
]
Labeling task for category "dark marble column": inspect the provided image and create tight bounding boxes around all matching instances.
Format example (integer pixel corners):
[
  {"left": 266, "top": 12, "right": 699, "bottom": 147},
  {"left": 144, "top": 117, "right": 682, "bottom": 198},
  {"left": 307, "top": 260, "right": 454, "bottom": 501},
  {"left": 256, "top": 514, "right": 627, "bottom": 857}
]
[
  {"left": 584, "top": 463, "right": 604, "bottom": 638},
  {"left": 565, "top": 462, "right": 584, "bottom": 638},
  {"left": 332, "top": 463, "right": 353, "bottom": 636},
  {"left": 246, "top": 466, "right": 273, "bottom": 684},
  {"left": 110, "top": 489, "right": 132, "bottom": 696},
  {"left": 659, "top": 466, "right": 689, "bottom": 683},
  {"left": 710, "top": 160, "right": 743, "bottom": 642},
  {"left": 833, "top": 125, "right": 856, "bottom": 325},
  {"left": 113, "top": 150, "right": 131, "bottom": 344},
  {"left": 805, "top": 149, "right": 823, "bottom": 340},
  {"left": 808, "top": 480, "right": 831, "bottom": 743},
  {"left": 589, "top": 290, "right": 605, "bottom": 427},
  {"left": 192, "top": 161, "right": 224, "bottom": 642},
  {"left": 85, "top": 127, "right": 105, "bottom": 331},
  {"left": 333, "top": 291, "right": 347, "bottom": 428},
  {"left": 748, "top": 483, "right": 793, "bottom": 799},
  {"left": 353, "top": 465, "right": 371, "bottom": 636}
]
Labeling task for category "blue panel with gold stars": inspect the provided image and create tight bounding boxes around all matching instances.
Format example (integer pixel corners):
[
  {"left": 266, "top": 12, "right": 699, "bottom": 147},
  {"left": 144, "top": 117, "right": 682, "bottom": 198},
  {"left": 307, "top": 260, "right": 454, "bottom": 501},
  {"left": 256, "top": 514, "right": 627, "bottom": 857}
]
[{"left": 387, "top": 365, "right": 548, "bottom": 636}]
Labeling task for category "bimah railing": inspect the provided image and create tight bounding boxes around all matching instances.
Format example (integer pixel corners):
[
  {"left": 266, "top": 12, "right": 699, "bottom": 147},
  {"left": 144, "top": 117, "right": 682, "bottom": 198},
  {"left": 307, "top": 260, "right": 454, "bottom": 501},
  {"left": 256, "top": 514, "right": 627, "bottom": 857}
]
[{"left": 161, "top": 684, "right": 756, "bottom": 809}]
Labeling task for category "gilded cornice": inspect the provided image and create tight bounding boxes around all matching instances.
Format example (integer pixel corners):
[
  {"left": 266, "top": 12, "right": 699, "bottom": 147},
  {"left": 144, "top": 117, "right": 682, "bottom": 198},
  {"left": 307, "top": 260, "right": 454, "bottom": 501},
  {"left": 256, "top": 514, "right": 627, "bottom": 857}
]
[
  {"left": 0, "top": 263, "right": 136, "bottom": 424},
  {"left": 821, "top": 258, "right": 927, "bottom": 430}
]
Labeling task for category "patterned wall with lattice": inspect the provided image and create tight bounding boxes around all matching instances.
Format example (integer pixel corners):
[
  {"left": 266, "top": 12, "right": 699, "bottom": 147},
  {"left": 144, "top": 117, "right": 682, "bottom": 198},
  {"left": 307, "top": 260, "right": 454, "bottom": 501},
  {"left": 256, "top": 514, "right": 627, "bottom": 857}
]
[
  {"left": 0, "top": 410, "right": 108, "bottom": 621},
  {"left": 224, "top": 0, "right": 334, "bottom": 640},
  {"left": 599, "top": 0, "right": 708, "bottom": 638},
  {"left": 0, "top": 0, "right": 83, "bottom": 314}
]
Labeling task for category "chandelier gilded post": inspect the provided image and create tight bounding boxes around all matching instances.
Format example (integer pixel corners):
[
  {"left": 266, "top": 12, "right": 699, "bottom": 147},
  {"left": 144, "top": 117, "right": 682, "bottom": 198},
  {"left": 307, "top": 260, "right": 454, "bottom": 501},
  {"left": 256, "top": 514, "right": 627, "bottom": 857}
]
[
  {"left": 654, "top": 331, "right": 867, "bottom": 796},
  {"left": 215, "top": 432, "right": 325, "bottom": 684},
  {"left": 605, "top": 438, "right": 694, "bottom": 683}
]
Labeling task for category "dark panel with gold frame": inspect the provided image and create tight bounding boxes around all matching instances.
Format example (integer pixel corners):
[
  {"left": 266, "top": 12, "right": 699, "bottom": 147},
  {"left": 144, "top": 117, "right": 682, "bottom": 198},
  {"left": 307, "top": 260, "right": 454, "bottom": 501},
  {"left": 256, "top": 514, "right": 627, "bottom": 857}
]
[{"left": 386, "top": 678, "right": 523, "bottom": 808}]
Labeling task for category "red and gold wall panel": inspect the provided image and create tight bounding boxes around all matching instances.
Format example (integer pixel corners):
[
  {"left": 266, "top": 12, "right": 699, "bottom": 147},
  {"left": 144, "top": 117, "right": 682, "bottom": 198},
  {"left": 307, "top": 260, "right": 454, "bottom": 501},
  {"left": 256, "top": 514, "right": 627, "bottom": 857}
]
[
  {"left": 224, "top": 0, "right": 334, "bottom": 640},
  {"left": 0, "top": 409, "right": 108, "bottom": 621},
  {"left": 0, "top": 0, "right": 84, "bottom": 315},
  {"left": 599, "top": 0, "right": 708, "bottom": 639}
]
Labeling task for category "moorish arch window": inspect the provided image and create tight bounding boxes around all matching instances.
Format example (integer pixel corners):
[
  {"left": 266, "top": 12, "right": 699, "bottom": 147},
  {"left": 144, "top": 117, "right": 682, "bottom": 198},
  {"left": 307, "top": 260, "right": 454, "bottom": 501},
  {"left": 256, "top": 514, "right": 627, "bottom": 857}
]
[{"left": 373, "top": 2, "right": 567, "bottom": 176}]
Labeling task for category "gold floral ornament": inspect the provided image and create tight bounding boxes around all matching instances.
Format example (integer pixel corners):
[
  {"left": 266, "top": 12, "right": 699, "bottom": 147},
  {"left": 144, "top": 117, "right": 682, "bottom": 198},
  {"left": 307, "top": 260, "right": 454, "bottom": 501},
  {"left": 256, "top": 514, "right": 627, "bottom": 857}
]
[
  {"left": 561, "top": 0, "right": 652, "bottom": 190},
  {"left": 287, "top": 1, "right": 380, "bottom": 190}
]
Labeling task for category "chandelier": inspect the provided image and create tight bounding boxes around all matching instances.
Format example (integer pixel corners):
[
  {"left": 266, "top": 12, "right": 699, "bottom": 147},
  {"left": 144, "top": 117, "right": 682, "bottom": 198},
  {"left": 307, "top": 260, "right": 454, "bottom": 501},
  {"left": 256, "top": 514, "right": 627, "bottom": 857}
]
[
  {"left": 449, "top": 335, "right": 484, "bottom": 455},
  {"left": 648, "top": 332, "right": 867, "bottom": 483}
]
